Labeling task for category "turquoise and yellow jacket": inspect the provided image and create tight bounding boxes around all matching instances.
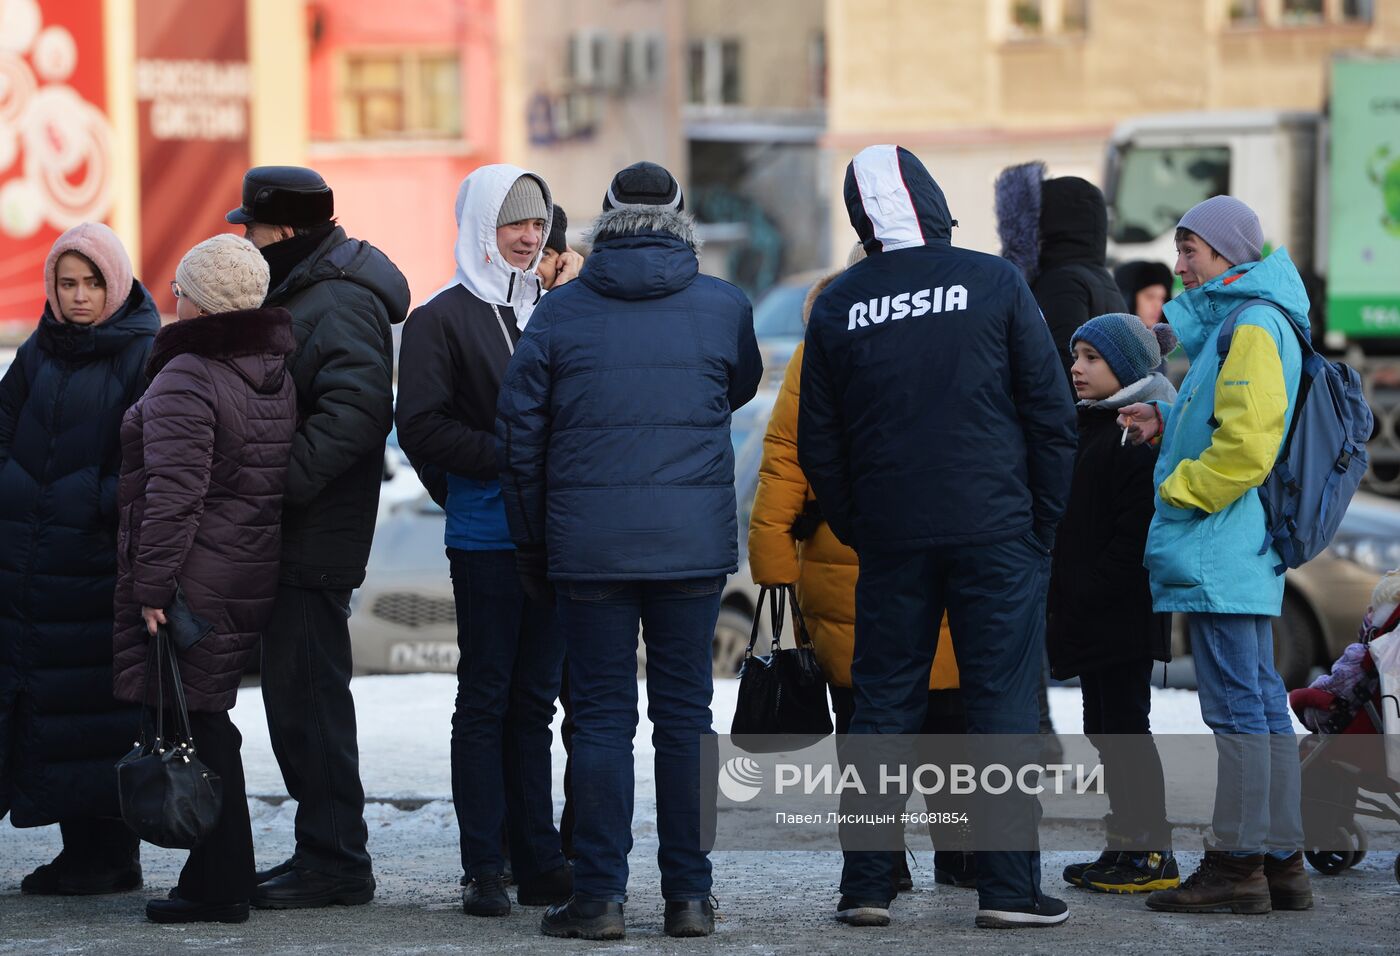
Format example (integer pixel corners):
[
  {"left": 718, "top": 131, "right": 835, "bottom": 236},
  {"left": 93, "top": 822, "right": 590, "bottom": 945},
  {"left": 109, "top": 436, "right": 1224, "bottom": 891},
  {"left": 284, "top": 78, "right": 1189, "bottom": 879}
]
[{"left": 1145, "top": 248, "right": 1308, "bottom": 615}]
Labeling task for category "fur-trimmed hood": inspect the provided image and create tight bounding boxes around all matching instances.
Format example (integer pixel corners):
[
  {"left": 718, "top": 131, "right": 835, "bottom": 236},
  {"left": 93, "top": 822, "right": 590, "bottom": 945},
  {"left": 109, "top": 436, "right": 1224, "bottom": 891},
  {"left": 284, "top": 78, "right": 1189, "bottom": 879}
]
[
  {"left": 994, "top": 161, "right": 1045, "bottom": 281},
  {"left": 586, "top": 206, "right": 700, "bottom": 253},
  {"left": 579, "top": 207, "right": 701, "bottom": 302},
  {"left": 996, "top": 162, "right": 1110, "bottom": 282},
  {"left": 147, "top": 307, "right": 295, "bottom": 392}
]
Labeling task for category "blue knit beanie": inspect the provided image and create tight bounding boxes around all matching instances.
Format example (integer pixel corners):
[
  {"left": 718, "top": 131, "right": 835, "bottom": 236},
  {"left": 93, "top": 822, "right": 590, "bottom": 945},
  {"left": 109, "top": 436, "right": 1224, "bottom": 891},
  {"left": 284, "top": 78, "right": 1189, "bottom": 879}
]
[{"left": 1070, "top": 313, "right": 1179, "bottom": 387}]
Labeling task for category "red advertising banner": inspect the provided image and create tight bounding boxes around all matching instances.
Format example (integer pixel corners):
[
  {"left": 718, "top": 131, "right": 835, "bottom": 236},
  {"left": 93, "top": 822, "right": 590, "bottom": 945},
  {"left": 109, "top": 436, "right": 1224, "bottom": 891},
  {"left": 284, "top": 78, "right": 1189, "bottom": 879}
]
[
  {"left": 136, "top": 0, "right": 250, "bottom": 314},
  {"left": 0, "top": 0, "right": 111, "bottom": 327}
]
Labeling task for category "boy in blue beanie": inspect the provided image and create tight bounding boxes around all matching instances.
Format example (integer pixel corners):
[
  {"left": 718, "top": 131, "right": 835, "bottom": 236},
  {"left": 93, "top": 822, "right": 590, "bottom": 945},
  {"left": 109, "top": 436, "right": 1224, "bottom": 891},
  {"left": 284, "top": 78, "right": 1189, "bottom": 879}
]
[{"left": 1049, "top": 313, "right": 1180, "bottom": 894}]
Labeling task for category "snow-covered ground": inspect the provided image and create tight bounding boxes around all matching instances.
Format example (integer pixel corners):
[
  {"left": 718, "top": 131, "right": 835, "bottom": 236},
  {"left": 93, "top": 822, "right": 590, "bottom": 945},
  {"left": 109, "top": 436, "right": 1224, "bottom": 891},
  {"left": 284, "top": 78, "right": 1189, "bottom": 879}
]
[{"left": 231, "top": 677, "right": 1279, "bottom": 803}]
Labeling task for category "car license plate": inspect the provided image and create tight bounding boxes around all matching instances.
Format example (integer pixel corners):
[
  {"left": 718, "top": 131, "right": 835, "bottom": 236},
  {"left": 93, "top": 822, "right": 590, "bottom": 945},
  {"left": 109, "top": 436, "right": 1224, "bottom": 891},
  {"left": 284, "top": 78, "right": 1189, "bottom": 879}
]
[{"left": 388, "top": 641, "right": 459, "bottom": 673}]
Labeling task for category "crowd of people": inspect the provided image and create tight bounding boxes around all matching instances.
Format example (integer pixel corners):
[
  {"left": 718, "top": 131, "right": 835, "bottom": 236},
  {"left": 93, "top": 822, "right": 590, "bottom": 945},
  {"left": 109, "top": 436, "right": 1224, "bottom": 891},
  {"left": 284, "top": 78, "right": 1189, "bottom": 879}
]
[{"left": 0, "top": 142, "right": 1316, "bottom": 937}]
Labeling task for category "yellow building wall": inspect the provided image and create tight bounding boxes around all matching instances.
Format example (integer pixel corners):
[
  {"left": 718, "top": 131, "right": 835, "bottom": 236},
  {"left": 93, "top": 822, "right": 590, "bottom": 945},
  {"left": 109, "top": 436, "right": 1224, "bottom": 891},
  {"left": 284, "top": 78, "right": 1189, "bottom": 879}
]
[
  {"left": 824, "top": 0, "right": 1400, "bottom": 261},
  {"left": 686, "top": 0, "right": 826, "bottom": 111}
]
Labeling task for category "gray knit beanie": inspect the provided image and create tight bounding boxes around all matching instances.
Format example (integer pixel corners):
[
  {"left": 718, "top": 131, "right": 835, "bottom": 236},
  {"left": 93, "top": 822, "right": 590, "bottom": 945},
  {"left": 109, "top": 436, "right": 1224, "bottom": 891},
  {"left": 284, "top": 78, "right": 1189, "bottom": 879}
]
[
  {"left": 1070, "top": 313, "right": 1179, "bottom": 387},
  {"left": 175, "top": 234, "right": 270, "bottom": 315},
  {"left": 497, "top": 175, "right": 548, "bottom": 227},
  {"left": 1176, "top": 195, "right": 1263, "bottom": 267}
]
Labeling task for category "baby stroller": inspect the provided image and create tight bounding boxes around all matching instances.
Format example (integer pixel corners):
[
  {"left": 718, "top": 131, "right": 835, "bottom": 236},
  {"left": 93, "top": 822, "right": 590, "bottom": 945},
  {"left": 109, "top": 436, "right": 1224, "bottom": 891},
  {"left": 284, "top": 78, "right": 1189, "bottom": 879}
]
[{"left": 1288, "top": 600, "right": 1400, "bottom": 885}]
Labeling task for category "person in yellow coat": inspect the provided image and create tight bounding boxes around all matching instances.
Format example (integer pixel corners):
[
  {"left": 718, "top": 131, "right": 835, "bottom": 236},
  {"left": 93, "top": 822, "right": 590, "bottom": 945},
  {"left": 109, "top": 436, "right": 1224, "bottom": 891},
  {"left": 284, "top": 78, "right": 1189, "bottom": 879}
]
[{"left": 748, "top": 264, "right": 976, "bottom": 892}]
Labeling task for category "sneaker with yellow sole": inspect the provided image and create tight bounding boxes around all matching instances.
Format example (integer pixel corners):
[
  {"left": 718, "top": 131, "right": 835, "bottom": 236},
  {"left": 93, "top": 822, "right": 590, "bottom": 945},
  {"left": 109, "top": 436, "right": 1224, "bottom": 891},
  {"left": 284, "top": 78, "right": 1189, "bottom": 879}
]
[{"left": 1083, "top": 852, "right": 1180, "bottom": 894}]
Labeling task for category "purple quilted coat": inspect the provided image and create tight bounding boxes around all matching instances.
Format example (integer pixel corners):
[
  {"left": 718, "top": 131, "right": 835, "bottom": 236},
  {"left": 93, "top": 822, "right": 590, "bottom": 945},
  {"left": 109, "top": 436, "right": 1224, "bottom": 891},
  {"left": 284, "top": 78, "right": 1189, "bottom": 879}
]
[{"left": 112, "top": 308, "right": 296, "bottom": 712}]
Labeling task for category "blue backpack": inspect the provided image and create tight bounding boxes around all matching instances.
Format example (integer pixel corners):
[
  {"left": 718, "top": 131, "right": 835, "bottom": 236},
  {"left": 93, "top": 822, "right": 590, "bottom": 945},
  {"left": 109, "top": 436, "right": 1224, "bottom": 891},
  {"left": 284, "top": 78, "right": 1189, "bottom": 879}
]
[{"left": 1215, "top": 298, "right": 1374, "bottom": 574}]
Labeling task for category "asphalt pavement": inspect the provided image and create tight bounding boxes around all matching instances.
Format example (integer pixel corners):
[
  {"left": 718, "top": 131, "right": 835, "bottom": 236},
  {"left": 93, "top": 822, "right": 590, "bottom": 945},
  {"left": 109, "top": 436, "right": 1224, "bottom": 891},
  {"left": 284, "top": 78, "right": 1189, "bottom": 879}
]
[{"left": 3, "top": 812, "right": 1397, "bottom": 955}]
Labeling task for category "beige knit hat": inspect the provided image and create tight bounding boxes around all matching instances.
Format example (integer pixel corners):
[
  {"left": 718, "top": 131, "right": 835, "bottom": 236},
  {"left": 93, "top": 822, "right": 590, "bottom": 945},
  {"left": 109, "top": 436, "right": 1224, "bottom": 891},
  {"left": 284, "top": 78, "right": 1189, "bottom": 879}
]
[{"left": 175, "top": 234, "right": 270, "bottom": 315}]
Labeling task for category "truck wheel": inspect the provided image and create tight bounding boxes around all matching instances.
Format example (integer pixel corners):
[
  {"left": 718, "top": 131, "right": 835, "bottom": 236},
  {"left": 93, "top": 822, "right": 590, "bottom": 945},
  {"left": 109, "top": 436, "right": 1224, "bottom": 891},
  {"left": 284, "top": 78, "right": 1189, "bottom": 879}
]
[
  {"left": 713, "top": 608, "right": 753, "bottom": 679},
  {"left": 1274, "top": 591, "right": 1319, "bottom": 691}
]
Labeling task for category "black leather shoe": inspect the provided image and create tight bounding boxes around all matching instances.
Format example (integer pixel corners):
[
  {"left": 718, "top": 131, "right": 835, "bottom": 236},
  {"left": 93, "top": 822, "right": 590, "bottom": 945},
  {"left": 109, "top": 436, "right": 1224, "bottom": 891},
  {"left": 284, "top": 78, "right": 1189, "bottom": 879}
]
[
  {"left": 250, "top": 867, "right": 375, "bottom": 909},
  {"left": 255, "top": 858, "right": 295, "bottom": 885},
  {"left": 541, "top": 897, "right": 626, "bottom": 940},
  {"left": 517, "top": 863, "right": 573, "bottom": 906},
  {"left": 21, "top": 854, "right": 142, "bottom": 896},
  {"left": 664, "top": 899, "right": 716, "bottom": 937},
  {"left": 463, "top": 875, "right": 511, "bottom": 917},
  {"left": 146, "top": 894, "right": 249, "bottom": 924}
]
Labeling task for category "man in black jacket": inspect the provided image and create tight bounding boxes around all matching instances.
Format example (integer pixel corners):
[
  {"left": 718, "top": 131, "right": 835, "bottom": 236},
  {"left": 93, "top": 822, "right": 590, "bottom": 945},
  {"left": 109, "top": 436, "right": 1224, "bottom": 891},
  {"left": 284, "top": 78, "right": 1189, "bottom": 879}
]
[
  {"left": 396, "top": 165, "right": 574, "bottom": 920},
  {"left": 226, "top": 166, "right": 410, "bottom": 908},
  {"left": 800, "top": 146, "right": 1076, "bottom": 930}
]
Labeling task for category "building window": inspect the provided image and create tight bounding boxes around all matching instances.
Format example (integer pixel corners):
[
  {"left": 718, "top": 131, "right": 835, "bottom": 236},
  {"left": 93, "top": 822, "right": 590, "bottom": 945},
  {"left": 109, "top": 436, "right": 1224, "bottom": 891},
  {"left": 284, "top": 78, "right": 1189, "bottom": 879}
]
[
  {"left": 1010, "top": 0, "right": 1044, "bottom": 36},
  {"left": 687, "top": 38, "right": 741, "bottom": 106},
  {"left": 1280, "top": 0, "right": 1325, "bottom": 23},
  {"left": 1006, "top": 0, "right": 1088, "bottom": 39},
  {"left": 341, "top": 50, "right": 460, "bottom": 140},
  {"left": 1229, "top": 0, "right": 1371, "bottom": 27},
  {"left": 1228, "top": 0, "right": 1263, "bottom": 24}
]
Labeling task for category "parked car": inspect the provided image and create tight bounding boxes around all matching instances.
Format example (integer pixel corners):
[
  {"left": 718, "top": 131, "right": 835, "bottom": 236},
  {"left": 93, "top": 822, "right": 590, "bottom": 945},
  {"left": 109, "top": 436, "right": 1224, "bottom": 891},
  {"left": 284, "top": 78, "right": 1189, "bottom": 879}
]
[
  {"left": 752, "top": 270, "right": 823, "bottom": 386},
  {"left": 348, "top": 389, "right": 779, "bottom": 678},
  {"left": 1269, "top": 490, "right": 1400, "bottom": 688}
]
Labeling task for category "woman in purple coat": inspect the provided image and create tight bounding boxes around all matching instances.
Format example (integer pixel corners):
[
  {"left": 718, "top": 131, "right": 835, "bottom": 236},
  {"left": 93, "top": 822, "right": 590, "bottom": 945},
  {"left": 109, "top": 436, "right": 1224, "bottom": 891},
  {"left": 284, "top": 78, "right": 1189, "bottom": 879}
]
[{"left": 111, "top": 235, "right": 297, "bottom": 924}]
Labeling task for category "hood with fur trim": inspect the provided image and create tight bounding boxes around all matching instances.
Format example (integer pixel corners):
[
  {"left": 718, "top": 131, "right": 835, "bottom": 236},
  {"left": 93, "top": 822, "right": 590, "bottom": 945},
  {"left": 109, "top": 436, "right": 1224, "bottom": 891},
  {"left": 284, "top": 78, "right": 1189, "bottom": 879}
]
[
  {"left": 996, "top": 163, "right": 1110, "bottom": 282},
  {"left": 579, "top": 207, "right": 701, "bottom": 301},
  {"left": 147, "top": 307, "right": 295, "bottom": 393},
  {"left": 430, "top": 164, "right": 553, "bottom": 328}
]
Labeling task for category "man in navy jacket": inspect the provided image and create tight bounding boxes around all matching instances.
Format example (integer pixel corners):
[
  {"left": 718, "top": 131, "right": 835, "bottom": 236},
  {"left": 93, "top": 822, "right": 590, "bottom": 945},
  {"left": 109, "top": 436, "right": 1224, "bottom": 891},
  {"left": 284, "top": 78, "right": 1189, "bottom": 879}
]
[
  {"left": 800, "top": 145, "right": 1076, "bottom": 930},
  {"left": 497, "top": 162, "right": 761, "bottom": 940}
]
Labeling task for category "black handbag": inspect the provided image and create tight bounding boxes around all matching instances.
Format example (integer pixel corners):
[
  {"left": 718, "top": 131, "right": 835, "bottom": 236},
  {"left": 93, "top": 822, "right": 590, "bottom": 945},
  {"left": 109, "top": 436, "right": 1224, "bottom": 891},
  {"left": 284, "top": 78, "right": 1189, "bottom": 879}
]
[
  {"left": 116, "top": 625, "right": 223, "bottom": 849},
  {"left": 730, "top": 585, "right": 833, "bottom": 753}
]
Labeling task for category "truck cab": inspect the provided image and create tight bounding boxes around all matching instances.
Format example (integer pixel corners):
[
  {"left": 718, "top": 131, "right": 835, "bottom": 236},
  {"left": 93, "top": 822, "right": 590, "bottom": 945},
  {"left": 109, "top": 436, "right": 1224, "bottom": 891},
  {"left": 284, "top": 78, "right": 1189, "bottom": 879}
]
[{"left": 1104, "top": 109, "right": 1321, "bottom": 300}]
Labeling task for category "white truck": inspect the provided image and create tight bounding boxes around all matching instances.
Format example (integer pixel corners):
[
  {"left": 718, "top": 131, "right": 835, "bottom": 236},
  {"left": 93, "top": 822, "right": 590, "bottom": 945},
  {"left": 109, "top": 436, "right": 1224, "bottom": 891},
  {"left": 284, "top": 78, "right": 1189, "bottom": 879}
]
[{"left": 1103, "top": 52, "right": 1400, "bottom": 493}]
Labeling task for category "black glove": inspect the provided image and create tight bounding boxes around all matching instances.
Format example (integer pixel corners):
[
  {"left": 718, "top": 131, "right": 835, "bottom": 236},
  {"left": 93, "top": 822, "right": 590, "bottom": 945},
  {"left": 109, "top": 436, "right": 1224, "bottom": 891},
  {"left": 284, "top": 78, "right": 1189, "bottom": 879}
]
[{"left": 515, "top": 547, "right": 555, "bottom": 607}]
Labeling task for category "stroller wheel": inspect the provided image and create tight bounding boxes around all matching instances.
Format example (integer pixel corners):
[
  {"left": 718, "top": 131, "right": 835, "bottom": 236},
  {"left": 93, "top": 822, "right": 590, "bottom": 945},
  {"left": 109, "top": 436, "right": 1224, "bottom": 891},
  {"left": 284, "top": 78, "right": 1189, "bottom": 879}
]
[
  {"left": 1305, "top": 847, "right": 1355, "bottom": 875},
  {"left": 1306, "top": 826, "right": 1363, "bottom": 875}
]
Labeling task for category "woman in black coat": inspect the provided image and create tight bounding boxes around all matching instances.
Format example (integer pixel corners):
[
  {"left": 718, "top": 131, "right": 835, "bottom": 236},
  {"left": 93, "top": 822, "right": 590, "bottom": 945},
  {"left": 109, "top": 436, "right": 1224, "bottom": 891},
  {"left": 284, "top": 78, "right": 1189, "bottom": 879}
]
[{"left": 0, "top": 223, "right": 158, "bottom": 893}]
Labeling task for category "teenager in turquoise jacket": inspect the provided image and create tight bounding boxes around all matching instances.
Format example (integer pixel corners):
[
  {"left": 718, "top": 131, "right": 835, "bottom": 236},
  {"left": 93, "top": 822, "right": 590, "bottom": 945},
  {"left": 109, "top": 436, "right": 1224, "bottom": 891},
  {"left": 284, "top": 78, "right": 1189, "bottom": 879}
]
[{"left": 1118, "top": 196, "right": 1313, "bottom": 917}]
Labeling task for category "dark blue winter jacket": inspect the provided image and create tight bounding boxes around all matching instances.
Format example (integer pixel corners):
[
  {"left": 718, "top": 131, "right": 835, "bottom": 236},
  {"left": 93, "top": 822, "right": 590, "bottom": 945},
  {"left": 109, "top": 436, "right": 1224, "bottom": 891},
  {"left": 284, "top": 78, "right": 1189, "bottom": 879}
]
[
  {"left": 496, "top": 209, "right": 762, "bottom": 580},
  {"left": 798, "top": 145, "right": 1076, "bottom": 552},
  {"left": 0, "top": 285, "right": 158, "bottom": 826}
]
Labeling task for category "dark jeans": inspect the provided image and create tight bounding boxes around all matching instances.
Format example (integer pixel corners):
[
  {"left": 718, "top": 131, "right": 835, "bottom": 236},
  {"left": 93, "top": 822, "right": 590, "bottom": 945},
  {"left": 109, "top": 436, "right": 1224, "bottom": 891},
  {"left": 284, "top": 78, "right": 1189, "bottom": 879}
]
[
  {"left": 831, "top": 686, "right": 973, "bottom": 870},
  {"left": 1080, "top": 658, "right": 1171, "bottom": 849},
  {"left": 260, "top": 584, "right": 371, "bottom": 878},
  {"left": 177, "top": 710, "right": 254, "bottom": 904},
  {"left": 839, "top": 535, "right": 1049, "bottom": 910},
  {"left": 555, "top": 577, "right": 723, "bottom": 903},
  {"left": 448, "top": 548, "right": 565, "bottom": 883}
]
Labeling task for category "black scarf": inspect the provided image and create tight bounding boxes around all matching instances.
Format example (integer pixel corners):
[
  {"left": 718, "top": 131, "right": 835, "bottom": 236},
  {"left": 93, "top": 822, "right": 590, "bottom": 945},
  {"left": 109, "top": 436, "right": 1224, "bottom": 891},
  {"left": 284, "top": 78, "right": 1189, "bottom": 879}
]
[{"left": 261, "top": 222, "right": 336, "bottom": 293}]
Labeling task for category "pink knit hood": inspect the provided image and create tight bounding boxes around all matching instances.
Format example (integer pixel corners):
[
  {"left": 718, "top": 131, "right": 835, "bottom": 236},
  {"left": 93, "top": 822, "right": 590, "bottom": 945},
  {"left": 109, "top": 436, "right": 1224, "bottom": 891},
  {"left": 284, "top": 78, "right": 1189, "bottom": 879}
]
[{"left": 43, "top": 222, "right": 135, "bottom": 324}]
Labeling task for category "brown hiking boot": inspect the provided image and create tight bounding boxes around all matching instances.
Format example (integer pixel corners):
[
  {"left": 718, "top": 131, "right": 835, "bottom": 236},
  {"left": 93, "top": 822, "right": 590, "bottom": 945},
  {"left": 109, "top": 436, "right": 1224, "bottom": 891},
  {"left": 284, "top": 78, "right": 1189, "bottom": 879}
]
[
  {"left": 1263, "top": 852, "right": 1314, "bottom": 911},
  {"left": 1144, "top": 850, "right": 1271, "bottom": 915}
]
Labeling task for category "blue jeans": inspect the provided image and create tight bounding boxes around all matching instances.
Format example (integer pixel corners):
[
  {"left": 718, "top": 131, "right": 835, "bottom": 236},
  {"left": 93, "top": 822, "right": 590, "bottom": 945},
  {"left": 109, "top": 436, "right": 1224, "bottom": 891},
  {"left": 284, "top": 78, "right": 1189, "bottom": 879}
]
[
  {"left": 448, "top": 549, "right": 566, "bottom": 882},
  {"left": 839, "top": 535, "right": 1050, "bottom": 911},
  {"left": 1187, "top": 613, "right": 1303, "bottom": 857},
  {"left": 555, "top": 577, "right": 723, "bottom": 903}
]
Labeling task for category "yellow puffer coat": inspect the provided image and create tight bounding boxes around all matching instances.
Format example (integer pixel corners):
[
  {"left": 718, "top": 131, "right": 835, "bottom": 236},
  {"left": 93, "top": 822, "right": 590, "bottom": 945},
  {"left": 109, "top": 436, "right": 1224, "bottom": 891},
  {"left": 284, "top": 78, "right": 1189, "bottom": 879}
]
[{"left": 748, "top": 343, "right": 960, "bottom": 690}]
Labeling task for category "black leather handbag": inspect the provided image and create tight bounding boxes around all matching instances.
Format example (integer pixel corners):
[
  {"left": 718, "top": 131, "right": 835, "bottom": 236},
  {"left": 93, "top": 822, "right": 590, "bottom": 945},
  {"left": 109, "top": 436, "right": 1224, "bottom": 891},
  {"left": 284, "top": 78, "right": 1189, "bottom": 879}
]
[
  {"left": 730, "top": 585, "right": 833, "bottom": 752},
  {"left": 116, "top": 625, "right": 223, "bottom": 849}
]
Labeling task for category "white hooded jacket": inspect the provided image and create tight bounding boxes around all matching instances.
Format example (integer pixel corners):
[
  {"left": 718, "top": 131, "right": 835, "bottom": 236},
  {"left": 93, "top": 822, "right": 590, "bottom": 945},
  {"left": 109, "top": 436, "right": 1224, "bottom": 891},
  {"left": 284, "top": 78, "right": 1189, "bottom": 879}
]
[{"left": 429, "top": 164, "right": 553, "bottom": 330}]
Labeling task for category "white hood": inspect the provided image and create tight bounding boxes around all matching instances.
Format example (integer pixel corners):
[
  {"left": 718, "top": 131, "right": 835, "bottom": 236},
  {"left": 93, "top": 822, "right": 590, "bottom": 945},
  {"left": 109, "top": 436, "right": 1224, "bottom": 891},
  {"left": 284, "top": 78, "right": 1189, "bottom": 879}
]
[{"left": 428, "top": 164, "right": 553, "bottom": 329}]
